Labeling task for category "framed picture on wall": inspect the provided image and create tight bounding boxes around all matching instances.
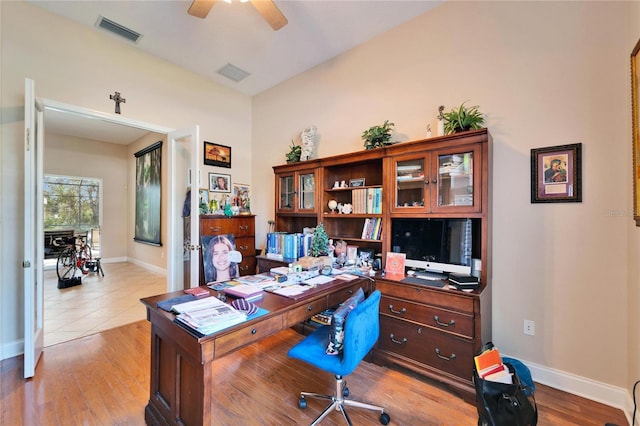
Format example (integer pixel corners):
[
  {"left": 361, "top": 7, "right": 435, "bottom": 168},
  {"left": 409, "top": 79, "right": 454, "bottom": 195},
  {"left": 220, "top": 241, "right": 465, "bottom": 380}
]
[
  {"left": 204, "top": 141, "right": 231, "bottom": 168},
  {"left": 209, "top": 173, "right": 231, "bottom": 193},
  {"left": 134, "top": 141, "right": 162, "bottom": 246},
  {"left": 530, "top": 143, "right": 582, "bottom": 203}
]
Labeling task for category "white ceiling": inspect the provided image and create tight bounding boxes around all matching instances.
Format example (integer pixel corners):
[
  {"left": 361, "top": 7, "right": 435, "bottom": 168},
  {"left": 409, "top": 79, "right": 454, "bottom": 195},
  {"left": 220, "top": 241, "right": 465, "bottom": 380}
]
[{"left": 29, "top": 0, "right": 443, "bottom": 144}]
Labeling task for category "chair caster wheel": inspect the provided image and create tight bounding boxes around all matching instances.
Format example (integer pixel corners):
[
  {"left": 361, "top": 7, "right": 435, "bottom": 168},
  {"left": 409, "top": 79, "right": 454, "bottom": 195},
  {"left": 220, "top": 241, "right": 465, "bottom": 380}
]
[
  {"left": 343, "top": 386, "right": 349, "bottom": 397},
  {"left": 298, "top": 397, "right": 307, "bottom": 409},
  {"left": 380, "top": 412, "right": 390, "bottom": 425}
]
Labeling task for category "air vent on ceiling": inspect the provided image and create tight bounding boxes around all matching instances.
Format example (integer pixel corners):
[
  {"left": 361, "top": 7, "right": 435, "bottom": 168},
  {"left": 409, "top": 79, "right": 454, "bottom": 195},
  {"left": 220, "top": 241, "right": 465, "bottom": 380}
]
[
  {"left": 96, "top": 16, "right": 142, "bottom": 43},
  {"left": 217, "top": 63, "right": 251, "bottom": 82}
]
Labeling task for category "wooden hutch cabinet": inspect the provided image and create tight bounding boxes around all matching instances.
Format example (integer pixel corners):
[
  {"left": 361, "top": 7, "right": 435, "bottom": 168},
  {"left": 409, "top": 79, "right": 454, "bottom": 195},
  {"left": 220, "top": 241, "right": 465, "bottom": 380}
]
[{"left": 272, "top": 129, "right": 492, "bottom": 401}]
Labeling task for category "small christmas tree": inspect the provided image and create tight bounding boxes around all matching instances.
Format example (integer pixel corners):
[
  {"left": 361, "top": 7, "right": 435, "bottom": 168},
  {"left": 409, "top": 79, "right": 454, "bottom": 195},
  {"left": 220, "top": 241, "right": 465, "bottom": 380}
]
[{"left": 310, "top": 223, "right": 329, "bottom": 257}]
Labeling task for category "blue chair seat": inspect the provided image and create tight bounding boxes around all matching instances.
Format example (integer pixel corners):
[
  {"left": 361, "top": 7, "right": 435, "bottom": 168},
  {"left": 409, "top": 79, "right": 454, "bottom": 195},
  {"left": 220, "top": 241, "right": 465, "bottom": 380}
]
[{"left": 288, "top": 290, "right": 390, "bottom": 425}]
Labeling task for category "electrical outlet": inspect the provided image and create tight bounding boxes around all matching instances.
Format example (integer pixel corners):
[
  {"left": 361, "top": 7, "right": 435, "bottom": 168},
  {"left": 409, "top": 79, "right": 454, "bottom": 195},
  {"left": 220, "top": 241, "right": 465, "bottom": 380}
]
[{"left": 523, "top": 320, "right": 535, "bottom": 336}]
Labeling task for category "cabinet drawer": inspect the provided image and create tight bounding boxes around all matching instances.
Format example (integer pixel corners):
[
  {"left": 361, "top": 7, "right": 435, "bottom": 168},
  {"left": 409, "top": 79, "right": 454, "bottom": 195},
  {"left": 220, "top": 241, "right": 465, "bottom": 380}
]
[
  {"left": 376, "top": 280, "right": 474, "bottom": 313},
  {"left": 380, "top": 295, "right": 474, "bottom": 339},
  {"left": 215, "top": 314, "right": 283, "bottom": 358},
  {"left": 285, "top": 300, "right": 328, "bottom": 326},
  {"left": 238, "top": 257, "right": 256, "bottom": 276},
  {"left": 235, "top": 237, "right": 255, "bottom": 257},
  {"left": 200, "top": 218, "right": 255, "bottom": 237},
  {"left": 378, "top": 316, "right": 474, "bottom": 381}
]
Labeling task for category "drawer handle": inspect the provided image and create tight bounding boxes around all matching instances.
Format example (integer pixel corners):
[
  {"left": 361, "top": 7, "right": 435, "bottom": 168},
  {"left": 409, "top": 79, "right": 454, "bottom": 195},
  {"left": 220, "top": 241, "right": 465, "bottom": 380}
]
[
  {"left": 209, "top": 227, "right": 222, "bottom": 232},
  {"left": 306, "top": 305, "right": 314, "bottom": 311},
  {"left": 434, "top": 348, "right": 456, "bottom": 361},
  {"left": 433, "top": 315, "right": 455, "bottom": 327},
  {"left": 388, "top": 305, "right": 406, "bottom": 315},
  {"left": 251, "top": 328, "right": 257, "bottom": 335},
  {"left": 389, "top": 333, "right": 407, "bottom": 345}
]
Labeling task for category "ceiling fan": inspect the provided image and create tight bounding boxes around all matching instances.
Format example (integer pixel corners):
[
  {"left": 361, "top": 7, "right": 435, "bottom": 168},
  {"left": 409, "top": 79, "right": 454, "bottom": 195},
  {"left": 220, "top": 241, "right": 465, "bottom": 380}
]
[{"left": 188, "top": 0, "right": 288, "bottom": 31}]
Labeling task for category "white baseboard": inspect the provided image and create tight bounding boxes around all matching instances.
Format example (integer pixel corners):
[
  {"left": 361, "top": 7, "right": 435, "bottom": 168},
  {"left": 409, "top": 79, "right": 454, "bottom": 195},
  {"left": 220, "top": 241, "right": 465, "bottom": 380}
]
[
  {"left": 125, "top": 258, "right": 166, "bottom": 275},
  {"left": 508, "top": 356, "right": 634, "bottom": 425}
]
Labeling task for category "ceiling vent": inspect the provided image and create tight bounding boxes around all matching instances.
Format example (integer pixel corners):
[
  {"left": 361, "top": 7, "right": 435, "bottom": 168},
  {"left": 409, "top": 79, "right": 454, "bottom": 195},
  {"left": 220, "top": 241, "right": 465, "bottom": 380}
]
[
  {"left": 217, "top": 63, "right": 251, "bottom": 82},
  {"left": 96, "top": 16, "right": 142, "bottom": 43}
]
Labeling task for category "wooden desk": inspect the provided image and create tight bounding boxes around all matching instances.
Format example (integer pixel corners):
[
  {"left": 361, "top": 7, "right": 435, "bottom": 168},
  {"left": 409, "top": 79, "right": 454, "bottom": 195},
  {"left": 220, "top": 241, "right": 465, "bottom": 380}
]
[{"left": 140, "top": 277, "right": 372, "bottom": 426}]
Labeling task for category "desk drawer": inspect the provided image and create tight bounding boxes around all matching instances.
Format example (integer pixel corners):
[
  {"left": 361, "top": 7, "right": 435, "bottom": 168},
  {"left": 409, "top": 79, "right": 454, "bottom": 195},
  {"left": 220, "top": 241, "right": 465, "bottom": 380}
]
[
  {"left": 215, "top": 315, "right": 283, "bottom": 358},
  {"left": 378, "top": 315, "right": 473, "bottom": 381},
  {"left": 380, "top": 295, "right": 474, "bottom": 339},
  {"left": 327, "top": 283, "right": 368, "bottom": 308},
  {"left": 285, "top": 300, "right": 328, "bottom": 326},
  {"left": 376, "top": 280, "right": 474, "bottom": 313}
]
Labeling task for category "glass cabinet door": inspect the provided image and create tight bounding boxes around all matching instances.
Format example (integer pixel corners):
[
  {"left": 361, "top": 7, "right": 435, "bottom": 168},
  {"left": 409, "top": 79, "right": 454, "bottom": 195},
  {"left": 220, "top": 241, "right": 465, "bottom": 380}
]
[
  {"left": 395, "top": 158, "right": 425, "bottom": 208},
  {"left": 436, "top": 151, "right": 473, "bottom": 207},
  {"left": 279, "top": 175, "right": 294, "bottom": 210},
  {"left": 298, "top": 172, "right": 315, "bottom": 210}
]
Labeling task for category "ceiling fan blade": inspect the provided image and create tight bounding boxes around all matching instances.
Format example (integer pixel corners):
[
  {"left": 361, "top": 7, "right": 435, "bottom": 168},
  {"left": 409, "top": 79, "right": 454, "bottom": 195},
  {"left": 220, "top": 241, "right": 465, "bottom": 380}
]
[
  {"left": 188, "top": 0, "right": 216, "bottom": 19},
  {"left": 251, "top": 0, "right": 288, "bottom": 31}
]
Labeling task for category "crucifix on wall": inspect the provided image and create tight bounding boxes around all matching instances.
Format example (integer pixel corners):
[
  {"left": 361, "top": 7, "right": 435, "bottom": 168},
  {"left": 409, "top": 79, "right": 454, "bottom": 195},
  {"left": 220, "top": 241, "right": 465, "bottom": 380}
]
[{"left": 109, "top": 91, "right": 126, "bottom": 114}]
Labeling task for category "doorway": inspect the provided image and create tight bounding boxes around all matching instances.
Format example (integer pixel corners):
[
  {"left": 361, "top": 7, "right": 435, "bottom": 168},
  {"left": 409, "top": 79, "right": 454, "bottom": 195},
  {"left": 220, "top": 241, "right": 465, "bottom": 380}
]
[{"left": 40, "top": 100, "right": 173, "bottom": 346}]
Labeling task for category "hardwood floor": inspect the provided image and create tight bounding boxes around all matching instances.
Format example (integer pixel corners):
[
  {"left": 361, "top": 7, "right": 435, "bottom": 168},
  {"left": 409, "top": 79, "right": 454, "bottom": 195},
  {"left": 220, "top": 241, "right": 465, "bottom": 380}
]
[{"left": 1, "top": 320, "right": 629, "bottom": 425}]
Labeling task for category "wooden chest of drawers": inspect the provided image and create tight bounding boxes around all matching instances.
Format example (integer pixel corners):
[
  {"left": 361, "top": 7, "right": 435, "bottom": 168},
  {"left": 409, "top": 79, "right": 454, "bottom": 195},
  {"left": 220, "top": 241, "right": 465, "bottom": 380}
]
[
  {"left": 372, "top": 278, "right": 485, "bottom": 403},
  {"left": 185, "top": 215, "right": 257, "bottom": 287}
]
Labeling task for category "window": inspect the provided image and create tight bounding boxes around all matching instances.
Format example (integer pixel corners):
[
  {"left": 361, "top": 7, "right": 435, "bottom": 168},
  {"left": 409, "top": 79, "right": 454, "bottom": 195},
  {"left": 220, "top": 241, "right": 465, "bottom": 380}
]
[{"left": 44, "top": 175, "right": 101, "bottom": 232}]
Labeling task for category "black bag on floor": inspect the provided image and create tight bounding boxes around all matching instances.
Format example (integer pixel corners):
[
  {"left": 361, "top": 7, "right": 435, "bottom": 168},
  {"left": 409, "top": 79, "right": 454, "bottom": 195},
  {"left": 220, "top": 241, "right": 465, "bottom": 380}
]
[
  {"left": 474, "top": 343, "right": 537, "bottom": 426},
  {"left": 58, "top": 276, "right": 82, "bottom": 289}
]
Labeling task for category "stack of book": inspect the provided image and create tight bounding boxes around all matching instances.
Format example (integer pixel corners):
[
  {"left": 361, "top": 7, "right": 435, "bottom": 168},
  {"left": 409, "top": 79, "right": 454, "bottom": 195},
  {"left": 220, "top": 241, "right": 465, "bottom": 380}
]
[
  {"left": 448, "top": 273, "right": 480, "bottom": 290},
  {"left": 223, "top": 284, "right": 265, "bottom": 301},
  {"left": 172, "top": 297, "right": 247, "bottom": 336},
  {"left": 474, "top": 346, "right": 512, "bottom": 384}
]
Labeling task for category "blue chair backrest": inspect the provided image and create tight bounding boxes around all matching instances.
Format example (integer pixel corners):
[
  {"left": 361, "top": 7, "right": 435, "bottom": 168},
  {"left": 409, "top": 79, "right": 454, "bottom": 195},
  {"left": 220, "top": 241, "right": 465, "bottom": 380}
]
[{"left": 341, "top": 290, "right": 381, "bottom": 373}]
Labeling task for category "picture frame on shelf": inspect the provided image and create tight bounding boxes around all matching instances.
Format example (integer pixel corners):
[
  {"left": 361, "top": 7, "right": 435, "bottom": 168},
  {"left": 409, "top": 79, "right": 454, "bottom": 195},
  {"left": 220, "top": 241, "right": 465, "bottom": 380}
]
[
  {"left": 233, "top": 183, "right": 251, "bottom": 213},
  {"left": 204, "top": 141, "right": 231, "bottom": 168},
  {"left": 209, "top": 173, "right": 231, "bottom": 193},
  {"left": 349, "top": 178, "right": 366, "bottom": 187},
  {"left": 198, "top": 188, "right": 209, "bottom": 206},
  {"left": 530, "top": 143, "right": 582, "bottom": 203}
]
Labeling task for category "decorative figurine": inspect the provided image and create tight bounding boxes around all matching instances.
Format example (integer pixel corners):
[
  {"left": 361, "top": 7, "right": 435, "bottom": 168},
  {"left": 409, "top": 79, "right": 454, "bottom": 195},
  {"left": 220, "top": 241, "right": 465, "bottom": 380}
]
[{"left": 300, "top": 126, "right": 317, "bottom": 161}]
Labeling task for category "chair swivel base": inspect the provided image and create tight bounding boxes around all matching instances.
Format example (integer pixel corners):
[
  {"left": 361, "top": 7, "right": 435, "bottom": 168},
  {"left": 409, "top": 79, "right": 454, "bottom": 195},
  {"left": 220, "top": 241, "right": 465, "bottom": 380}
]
[{"left": 297, "top": 374, "right": 390, "bottom": 426}]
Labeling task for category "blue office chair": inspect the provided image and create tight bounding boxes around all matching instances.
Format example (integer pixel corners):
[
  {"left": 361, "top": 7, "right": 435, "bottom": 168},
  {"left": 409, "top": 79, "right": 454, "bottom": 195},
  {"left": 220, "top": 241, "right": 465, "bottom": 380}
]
[{"left": 288, "top": 290, "right": 390, "bottom": 425}]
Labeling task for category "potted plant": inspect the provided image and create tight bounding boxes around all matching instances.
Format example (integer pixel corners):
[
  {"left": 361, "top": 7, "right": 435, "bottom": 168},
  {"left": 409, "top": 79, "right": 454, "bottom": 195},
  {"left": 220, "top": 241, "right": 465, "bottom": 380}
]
[
  {"left": 442, "top": 102, "right": 485, "bottom": 134},
  {"left": 285, "top": 139, "right": 302, "bottom": 163},
  {"left": 362, "top": 120, "right": 395, "bottom": 150}
]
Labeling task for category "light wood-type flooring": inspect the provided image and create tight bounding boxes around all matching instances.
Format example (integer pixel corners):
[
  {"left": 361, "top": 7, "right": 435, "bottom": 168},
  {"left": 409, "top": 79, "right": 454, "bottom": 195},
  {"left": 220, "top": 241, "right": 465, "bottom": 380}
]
[
  {"left": 43, "top": 261, "right": 166, "bottom": 347},
  {"left": 2, "top": 319, "right": 630, "bottom": 424}
]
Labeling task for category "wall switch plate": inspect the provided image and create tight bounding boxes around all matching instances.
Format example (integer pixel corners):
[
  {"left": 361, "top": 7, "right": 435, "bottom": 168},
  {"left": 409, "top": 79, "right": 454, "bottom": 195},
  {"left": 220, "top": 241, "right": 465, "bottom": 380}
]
[{"left": 523, "top": 320, "right": 535, "bottom": 336}]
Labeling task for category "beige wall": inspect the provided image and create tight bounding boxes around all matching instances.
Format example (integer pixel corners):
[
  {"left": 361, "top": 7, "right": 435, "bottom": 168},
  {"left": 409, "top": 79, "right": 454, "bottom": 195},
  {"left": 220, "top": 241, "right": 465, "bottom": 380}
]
[
  {"left": 44, "top": 133, "right": 130, "bottom": 261},
  {"left": 1, "top": 1, "right": 252, "bottom": 357},
  {"left": 252, "top": 0, "right": 633, "bottom": 405}
]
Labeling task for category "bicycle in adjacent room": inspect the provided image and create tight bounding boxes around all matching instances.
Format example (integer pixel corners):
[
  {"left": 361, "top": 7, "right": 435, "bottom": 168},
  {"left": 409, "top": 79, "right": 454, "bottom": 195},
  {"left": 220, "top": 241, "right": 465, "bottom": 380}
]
[{"left": 54, "top": 233, "right": 104, "bottom": 281}]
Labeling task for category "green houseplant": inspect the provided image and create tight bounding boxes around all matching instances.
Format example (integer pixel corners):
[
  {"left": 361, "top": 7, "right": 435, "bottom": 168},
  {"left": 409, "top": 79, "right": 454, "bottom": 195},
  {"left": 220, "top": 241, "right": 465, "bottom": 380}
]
[
  {"left": 362, "top": 120, "right": 395, "bottom": 150},
  {"left": 442, "top": 102, "right": 485, "bottom": 134},
  {"left": 285, "top": 139, "right": 302, "bottom": 163}
]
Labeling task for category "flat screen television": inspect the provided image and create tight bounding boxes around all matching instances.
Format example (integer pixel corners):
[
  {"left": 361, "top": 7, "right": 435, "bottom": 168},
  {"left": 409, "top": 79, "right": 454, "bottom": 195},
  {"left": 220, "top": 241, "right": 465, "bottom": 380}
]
[{"left": 390, "top": 218, "right": 478, "bottom": 275}]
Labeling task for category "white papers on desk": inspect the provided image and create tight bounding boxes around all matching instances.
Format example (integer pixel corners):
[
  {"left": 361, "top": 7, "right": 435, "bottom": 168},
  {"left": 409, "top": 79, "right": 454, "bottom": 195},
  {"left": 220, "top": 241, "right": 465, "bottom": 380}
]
[
  {"left": 272, "top": 285, "right": 309, "bottom": 297},
  {"left": 303, "top": 275, "right": 334, "bottom": 286}
]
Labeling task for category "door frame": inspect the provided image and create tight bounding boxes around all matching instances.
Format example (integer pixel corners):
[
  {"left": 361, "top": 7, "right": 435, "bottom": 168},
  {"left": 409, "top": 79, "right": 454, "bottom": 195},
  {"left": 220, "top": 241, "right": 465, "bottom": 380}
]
[{"left": 23, "top": 81, "right": 194, "bottom": 377}]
